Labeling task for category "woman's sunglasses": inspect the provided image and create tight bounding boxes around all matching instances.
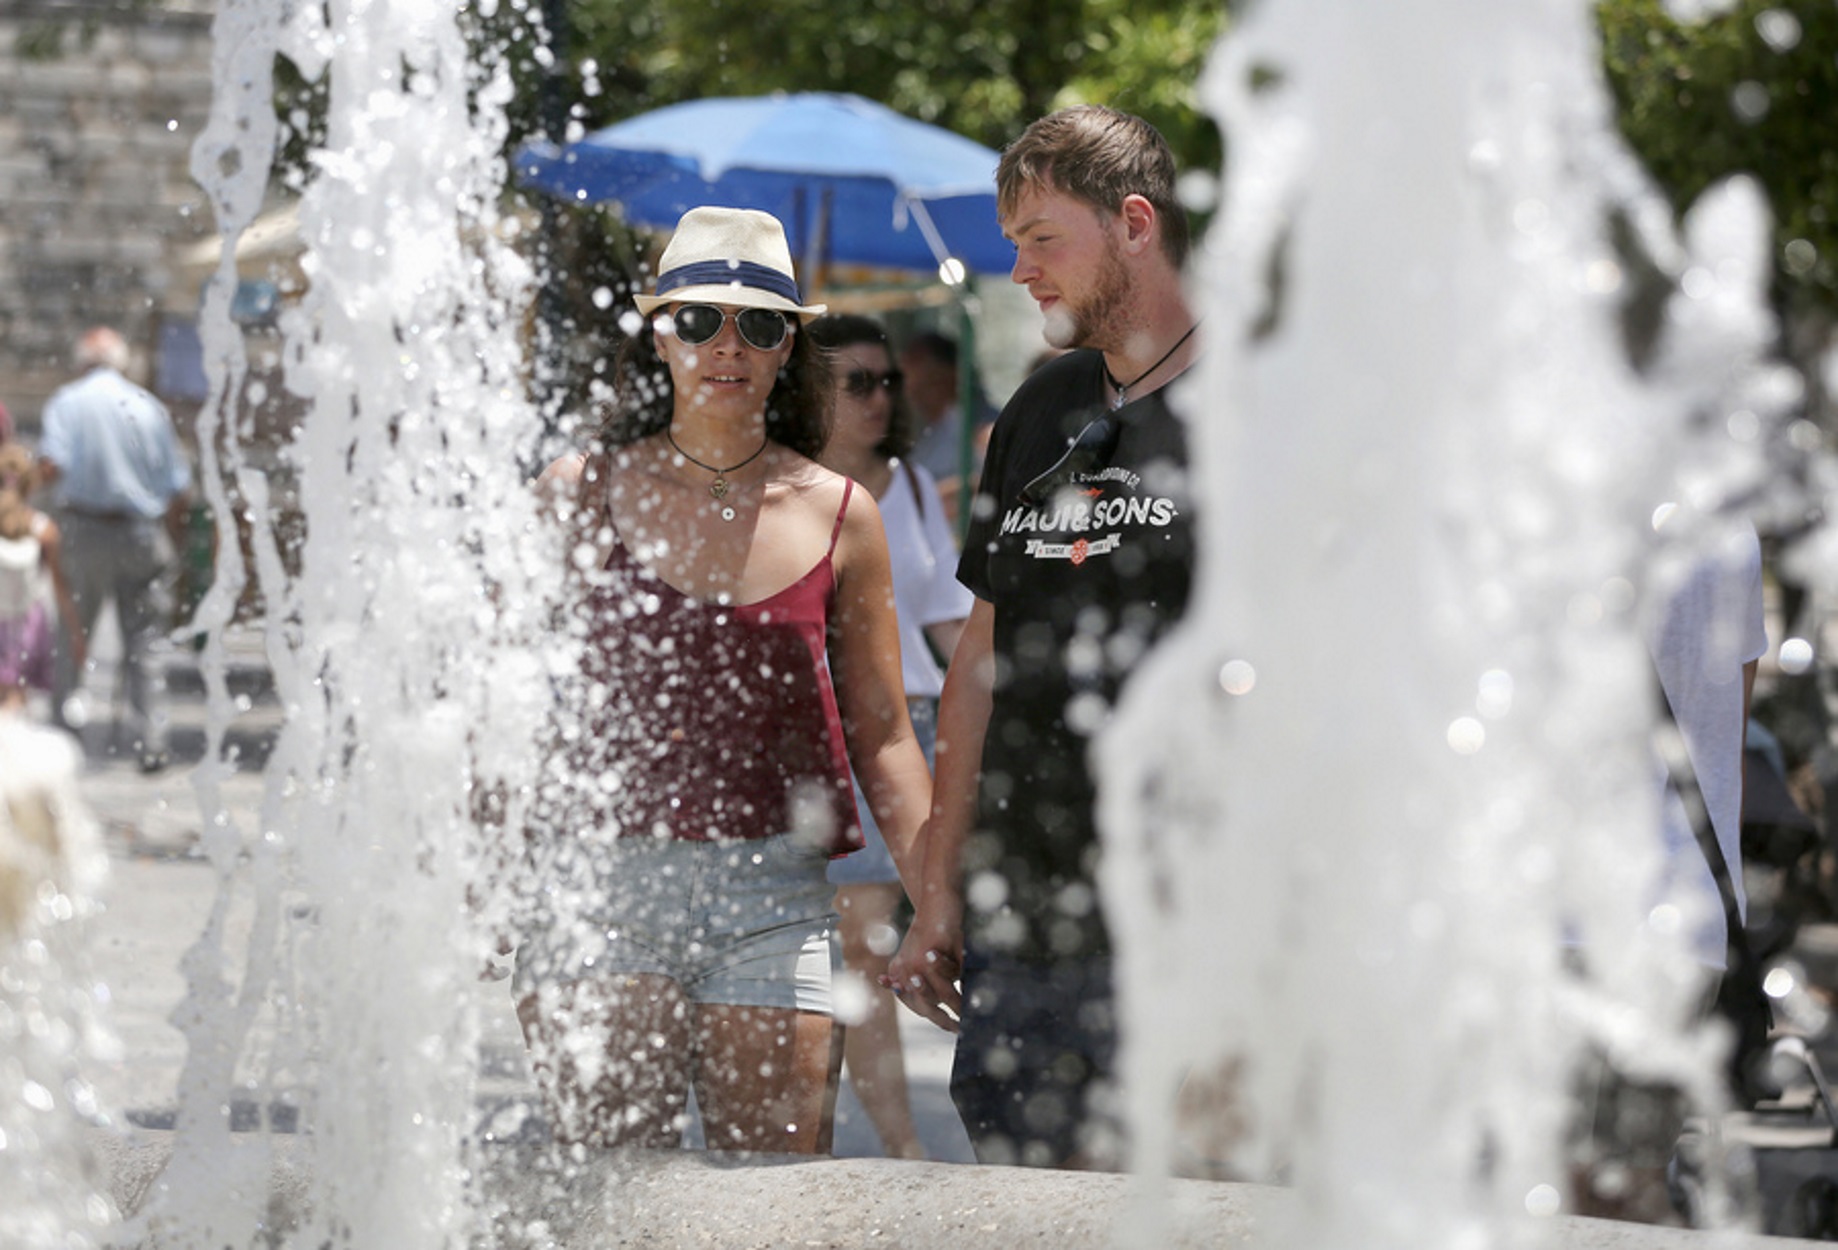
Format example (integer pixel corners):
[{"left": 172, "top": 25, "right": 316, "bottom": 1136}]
[
  {"left": 659, "top": 303, "right": 792, "bottom": 351},
  {"left": 839, "top": 368, "right": 904, "bottom": 398}
]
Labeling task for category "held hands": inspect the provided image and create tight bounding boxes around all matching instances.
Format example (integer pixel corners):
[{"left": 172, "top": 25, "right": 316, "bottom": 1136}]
[{"left": 882, "top": 907, "right": 963, "bottom": 1033}]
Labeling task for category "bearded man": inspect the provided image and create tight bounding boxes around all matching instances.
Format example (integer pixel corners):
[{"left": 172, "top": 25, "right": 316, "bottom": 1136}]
[{"left": 888, "top": 105, "right": 1201, "bottom": 1170}]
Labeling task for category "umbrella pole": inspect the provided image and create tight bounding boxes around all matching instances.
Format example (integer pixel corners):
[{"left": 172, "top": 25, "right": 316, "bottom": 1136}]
[{"left": 955, "top": 278, "right": 979, "bottom": 542}]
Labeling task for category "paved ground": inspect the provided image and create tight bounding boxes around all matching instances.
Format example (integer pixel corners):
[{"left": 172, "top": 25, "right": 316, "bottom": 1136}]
[{"left": 63, "top": 617, "right": 974, "bottom": 1163}]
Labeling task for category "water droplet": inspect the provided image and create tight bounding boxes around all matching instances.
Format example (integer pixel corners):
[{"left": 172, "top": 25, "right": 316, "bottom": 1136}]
[
  {"left": 1176, "top": 169, "right": 1220, "bottom": 213},
  {"left": 1476, "top": 669, "right": 1513, "bottom": 719},
  {"left": 1446, "top": 717, "right": 1485, "bottom": 755},
  {"left": 1583, "top": 258, "right": 1623, "bottom": 294},
  {"left": 833, "top": 975, "right": 872, "bottom": 1026},
  {"left": 1755, "top": 8, "right": 1802, "bottom": 52},
  {"left": 1783, "top": 238, "right": 1817, "bottom": 278},
  {"left": 1217, "top": 659, "right": 1256, "bottom": 695},
  {"left": 966, "top": 871, "right": 1008, "bottom": 912},
  {"left": 1730, "top": 80, "right": 1770, "bottom": 123}
]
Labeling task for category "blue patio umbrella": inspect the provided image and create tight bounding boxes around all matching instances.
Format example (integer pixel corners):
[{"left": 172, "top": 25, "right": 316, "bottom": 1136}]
[{"left": 513, "top": 92, "right": 1013, "bottom": 279}]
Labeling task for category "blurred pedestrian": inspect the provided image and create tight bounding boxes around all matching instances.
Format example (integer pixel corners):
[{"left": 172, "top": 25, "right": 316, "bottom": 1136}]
[
  {"left": 0, "top": 444, "right": 85, "bottom": 711},
  {"left": 518, "top": 207, "right": 933, "bottom": 1154},
  {"left": 811, "top": 312, "right": 971, "bottom": 1160},
  {"left": 37, "top": 326, "right": 192, "bottom": 772},
  {"left": 888, "top": 105, "right": 1201, "bottom": 1170},
  {"left": 899, "top": 330, "right": 994, "bottom": 524},
  {"left": 1569, "top": 512, "right": 1768, "bottom": 1224}
]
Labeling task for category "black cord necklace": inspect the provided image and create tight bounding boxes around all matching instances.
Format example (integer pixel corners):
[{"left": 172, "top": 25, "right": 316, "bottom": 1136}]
[
  {"left": 1101, "top": 321, "right": 1200, "bottom": 411},
  {"left": 666, "top": 429, "right": 770, "bottom": 519}
]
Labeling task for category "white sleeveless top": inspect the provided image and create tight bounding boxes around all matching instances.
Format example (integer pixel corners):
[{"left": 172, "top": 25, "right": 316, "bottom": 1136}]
[{"left": 0, "top": 515, "right": 48, "bottom": 618}]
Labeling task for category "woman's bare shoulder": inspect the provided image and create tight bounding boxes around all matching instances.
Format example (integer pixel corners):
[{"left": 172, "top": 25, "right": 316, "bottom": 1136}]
[
  {"left": 538, "top": 451, "right": 589, "bottom": 489},
  {"left": 776, "top": 454, "right": 870, "bottom": 520}
]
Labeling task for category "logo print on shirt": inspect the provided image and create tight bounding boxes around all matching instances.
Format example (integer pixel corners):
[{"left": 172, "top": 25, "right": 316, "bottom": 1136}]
[{"left": 1023, "top": 534, "right": 1123, "bottom": 561}]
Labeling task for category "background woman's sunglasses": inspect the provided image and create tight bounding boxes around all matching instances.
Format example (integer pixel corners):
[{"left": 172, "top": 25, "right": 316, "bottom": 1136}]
[
  {"left": 661, "top": 304, "right": 791, "bottom": 351},
  {"left": 840, "top": 368, "right": 904, "bottom": 398}
]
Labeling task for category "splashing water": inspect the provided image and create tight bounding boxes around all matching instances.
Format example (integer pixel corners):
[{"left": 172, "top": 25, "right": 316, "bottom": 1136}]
[
  {"left": 1102, "top": 1, "right": 1792, "bottom": 1246},
  {"left": 0, "top": 720, "right": 112, "bottom": 1249},
  {"left": 9, "top": 0, "right": 1816, "bottom": 1245},
  {"left": 124, "top": 0, "right": 557, "bottom": 1245}
]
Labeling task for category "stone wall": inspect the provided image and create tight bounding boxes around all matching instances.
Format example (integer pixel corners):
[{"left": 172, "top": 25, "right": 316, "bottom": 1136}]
[{"left": 0, "top": 0, "right": 217, "bottom": 436}]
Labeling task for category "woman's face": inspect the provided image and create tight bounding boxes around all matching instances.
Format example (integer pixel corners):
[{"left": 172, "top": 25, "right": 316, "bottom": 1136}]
[
  {"left": 653, "top": 302, "right": 796, "bottom": 420},
  {"left": 827, "top": 342, "right": 896, "bottom": 461}
]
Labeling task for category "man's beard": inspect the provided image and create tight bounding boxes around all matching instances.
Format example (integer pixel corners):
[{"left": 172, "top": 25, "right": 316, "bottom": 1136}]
[{"left": 1043, "top": 238, "right": 1130, "bottom": 351}]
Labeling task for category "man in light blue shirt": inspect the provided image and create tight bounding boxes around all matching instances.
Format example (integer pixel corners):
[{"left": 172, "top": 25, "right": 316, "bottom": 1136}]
[{"left": 39, "top": 326, "right": 192, "bottom": 772}]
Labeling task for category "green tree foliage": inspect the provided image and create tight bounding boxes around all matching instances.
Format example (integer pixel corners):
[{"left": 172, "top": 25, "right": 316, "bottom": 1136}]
[
  {"left": 530, "top": 0, "right": 1225, "bottom": 175},
  {"left": 1599, "top": 0, "right": 1838, "bottom": 319},
  {"left": 456, "top": 0, "right": 1225, "bottom": 432}
]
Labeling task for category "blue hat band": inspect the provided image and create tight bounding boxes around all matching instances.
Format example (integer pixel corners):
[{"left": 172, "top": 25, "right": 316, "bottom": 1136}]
[{"left": 654, "top": 260, "right": 802, "bottom": 305}]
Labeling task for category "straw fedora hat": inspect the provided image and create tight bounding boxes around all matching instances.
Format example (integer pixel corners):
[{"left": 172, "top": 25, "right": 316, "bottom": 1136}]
[{"left": 633, "top": 206, "right": 828, "bottom": 319}]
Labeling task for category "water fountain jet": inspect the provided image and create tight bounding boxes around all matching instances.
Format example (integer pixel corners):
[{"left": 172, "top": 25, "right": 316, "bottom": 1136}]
[{"left": 15, "top": 0, "right": 1832, "bottom": 1246}]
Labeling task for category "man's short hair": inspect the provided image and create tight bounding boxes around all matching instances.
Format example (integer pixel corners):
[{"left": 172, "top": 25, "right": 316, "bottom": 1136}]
[
  {"left": 996, "top": 105, "right": 1189, "bottom": 269},
  {"left": 76, "top": 326, "right": 129, "bottom": 373}
]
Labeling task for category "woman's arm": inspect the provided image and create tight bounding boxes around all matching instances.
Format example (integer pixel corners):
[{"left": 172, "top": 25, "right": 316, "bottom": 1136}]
[{"left": 828, "top": 485, "right": 933, "bottom": 898}]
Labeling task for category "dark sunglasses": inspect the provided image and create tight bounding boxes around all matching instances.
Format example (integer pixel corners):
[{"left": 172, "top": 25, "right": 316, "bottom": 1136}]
[
  {"left": 661, "top": 303, "right": 791, "bottom": 351},
  {"left": 840, "top": 368, "right": 904, "bottom": 398}
]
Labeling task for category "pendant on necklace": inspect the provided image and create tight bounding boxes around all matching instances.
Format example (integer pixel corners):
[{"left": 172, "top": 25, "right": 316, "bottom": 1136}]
[
  {"left": 1110, "top": 386, "right": 1128, "bottom": 411},
  {"left": 719, "top": 504, "right": 737, "bottom": 522},
  {"left": 710, "top": 476, "right": 730, "bottom": 500}
]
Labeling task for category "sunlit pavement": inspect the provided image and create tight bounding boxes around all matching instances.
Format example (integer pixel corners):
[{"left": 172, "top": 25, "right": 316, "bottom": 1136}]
[{"left": 67, "top": 618, "right": 973, "bottom": 1162}]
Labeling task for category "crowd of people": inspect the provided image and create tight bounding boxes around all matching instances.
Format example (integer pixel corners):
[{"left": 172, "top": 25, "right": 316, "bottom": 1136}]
[{"left": 0, "top": 99, "right": 1772, "bottom": 1229}]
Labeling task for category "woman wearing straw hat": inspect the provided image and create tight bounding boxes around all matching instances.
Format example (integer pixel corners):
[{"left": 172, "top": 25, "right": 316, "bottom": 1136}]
[{"left": 520, "top": 207, "right": 934, "bottom": 1154}]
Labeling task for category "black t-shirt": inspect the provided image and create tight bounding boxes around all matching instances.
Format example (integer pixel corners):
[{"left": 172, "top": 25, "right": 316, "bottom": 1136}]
[{"left": 958, "top": 349, "right": 1195, "bottom": 961}]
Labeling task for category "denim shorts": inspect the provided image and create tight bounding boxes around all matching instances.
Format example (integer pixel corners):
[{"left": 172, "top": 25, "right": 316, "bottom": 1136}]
[
  {"left": 828, "top": 697, "right": 936, "bottom": 887},
  {"left": 514, "top": 831, "right": 838, "bottom": 1014}
]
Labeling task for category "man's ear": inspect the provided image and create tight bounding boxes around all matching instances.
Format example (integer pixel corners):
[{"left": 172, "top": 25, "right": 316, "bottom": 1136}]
[{"left": 1118, "top": 193, "right": 1158, "bottom": 256}]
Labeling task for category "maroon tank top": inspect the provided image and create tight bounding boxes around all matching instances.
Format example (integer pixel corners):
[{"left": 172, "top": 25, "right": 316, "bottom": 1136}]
[{"left": 570, "top": 474, "right": 863, "bottom": 855}]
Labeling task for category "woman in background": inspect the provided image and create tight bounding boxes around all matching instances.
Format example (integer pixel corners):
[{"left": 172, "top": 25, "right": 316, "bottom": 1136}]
[{"left": 810, "top": 313, "right": 970, "bottom": 1160}]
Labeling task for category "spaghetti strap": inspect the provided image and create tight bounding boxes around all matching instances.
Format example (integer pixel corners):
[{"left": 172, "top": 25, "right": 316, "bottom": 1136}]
[{"left": 826, "top": 478, "right": 853, "bottom": 556}]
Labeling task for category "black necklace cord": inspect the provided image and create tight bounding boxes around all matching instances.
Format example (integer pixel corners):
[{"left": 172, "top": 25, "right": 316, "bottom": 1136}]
[
  {"left": 665, "top": 428, "right": 770, "bottom": 476},
  {"left": 1101, "top": 321, "right": 1200, "bottom": 408}
]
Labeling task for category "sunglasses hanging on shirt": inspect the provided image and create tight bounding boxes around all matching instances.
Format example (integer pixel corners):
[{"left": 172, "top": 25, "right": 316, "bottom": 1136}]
[
  {"left": 658, "top": 303, "right": 792, "bottom": 351},
  {"left": 1018, "top": 414, "right": 1123, "bottom": 508}
]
